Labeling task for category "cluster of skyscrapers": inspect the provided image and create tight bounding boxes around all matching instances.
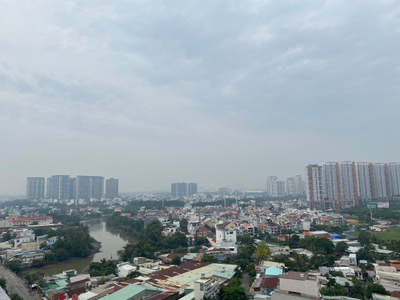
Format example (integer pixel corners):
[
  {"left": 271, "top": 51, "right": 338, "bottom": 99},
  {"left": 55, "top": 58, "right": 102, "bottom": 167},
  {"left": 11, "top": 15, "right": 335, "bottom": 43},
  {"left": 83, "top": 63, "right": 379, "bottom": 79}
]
[
  {"left": 171, "top": 182, "right": 197, "bottom": 198},
  {"left": 305, "top": 162, "right": 400, "bottom": 209},
  {"left": 266, "top": 174, "right": 305, "bottom": 197},
  {"left": 26, "top": 176, "right": 119, "bottom": 200}
]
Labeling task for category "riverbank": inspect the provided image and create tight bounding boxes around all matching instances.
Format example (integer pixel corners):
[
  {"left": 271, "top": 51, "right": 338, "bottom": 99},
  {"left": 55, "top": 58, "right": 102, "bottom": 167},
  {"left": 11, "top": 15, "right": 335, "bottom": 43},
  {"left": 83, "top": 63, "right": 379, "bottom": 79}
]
[
  {"left": 28, "top": 221, "right": 137, "bottom": 277},
  {"left": 19, "top": 237, "right": 103, "bottom": 278}
]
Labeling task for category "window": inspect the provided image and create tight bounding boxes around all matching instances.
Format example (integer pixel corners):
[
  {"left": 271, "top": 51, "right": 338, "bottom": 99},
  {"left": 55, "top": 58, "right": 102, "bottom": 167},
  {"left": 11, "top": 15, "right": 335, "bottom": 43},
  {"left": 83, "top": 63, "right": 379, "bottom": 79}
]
[{"left": 200, "top": 284, "right": 204, "bottom": 291}]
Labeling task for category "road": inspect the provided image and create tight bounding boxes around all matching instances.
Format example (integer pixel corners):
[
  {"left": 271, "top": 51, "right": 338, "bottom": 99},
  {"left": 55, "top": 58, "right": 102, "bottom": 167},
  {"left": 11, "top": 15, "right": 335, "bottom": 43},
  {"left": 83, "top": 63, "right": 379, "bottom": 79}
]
[
  {"left": 0, "top": 265, "right": 35, "bottom": 300},
  {"left": 241, "top": 272, "right": 250, "bottom": 294}
]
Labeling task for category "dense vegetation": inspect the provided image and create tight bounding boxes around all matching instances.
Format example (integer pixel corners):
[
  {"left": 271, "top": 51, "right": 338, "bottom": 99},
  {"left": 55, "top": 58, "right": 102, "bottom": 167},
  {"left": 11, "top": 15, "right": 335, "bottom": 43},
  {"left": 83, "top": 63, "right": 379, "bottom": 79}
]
[
  {"left": 88, "top": 259, "right": 118, "bottom": 276},
  {"left": 106, "top": 214, "right": 144, "bottom": 237},
  {"left": 117, "top": 220, "right": 188, "bottom": 261}
]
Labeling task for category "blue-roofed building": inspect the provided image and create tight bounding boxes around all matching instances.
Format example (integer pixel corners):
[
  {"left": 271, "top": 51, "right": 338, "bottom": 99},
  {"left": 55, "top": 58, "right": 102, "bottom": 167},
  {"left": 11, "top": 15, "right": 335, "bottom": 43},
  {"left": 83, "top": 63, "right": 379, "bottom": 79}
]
[
  {"left": 265, "top": 266, "right": 283, "bottom": 277},
  {"left": 329, "top": 233, "right": 340, "bottom": 239},
  {"left": 47, "top": 236, "right": 57, "bottom": 246}
]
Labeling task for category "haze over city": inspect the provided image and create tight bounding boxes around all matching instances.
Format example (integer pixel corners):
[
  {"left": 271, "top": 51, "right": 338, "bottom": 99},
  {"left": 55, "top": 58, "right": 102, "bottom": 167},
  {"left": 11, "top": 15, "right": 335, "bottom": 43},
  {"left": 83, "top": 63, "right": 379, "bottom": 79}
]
[{"left": 1, "top": 1, "right": 400, "bottom": 195}]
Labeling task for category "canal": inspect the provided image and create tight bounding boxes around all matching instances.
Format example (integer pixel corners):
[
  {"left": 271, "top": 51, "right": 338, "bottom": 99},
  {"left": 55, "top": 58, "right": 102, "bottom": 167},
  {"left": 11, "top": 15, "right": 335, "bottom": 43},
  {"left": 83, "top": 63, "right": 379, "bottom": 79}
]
[{"left": 40, "top": 220, "right": 137, "bottom": 277}]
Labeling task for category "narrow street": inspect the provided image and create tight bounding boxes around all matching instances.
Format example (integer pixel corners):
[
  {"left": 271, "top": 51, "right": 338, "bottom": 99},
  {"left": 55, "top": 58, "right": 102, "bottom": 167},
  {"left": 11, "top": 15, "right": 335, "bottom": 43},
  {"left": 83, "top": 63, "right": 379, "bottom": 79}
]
[
  {"left": 0, "top": 266, "right": 35, "bottom": 300},
  {"left": 241, "top": 272, "right": 250, "bottom": 294}
]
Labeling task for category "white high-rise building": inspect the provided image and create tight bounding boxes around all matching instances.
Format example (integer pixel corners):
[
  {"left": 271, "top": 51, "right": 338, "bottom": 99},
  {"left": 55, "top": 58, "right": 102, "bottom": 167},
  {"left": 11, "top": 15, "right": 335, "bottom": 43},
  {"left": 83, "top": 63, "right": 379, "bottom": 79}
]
[
  {"left": 26, "top": 177, "right": 45, "bottom": 200},
  {"left": 340, "top": 161, "right": 358, "bottom": 200},
  {"left": 277, "top": 180, "right": 285, "bottom": 197},
  {"left": 374, "top": 163, "right": 388, "bottom": 198},
  {"left": 305, "top": 164, "right": 324, "bottom": 209},
  {"left": 267, "top": 176, "right": 278, "bottom": 197},
  {"left": 357, "top": 162, "right": 373, "bottom": 199},
  {"left": 106, "top": 178, "right": 119, "bottom": 199},
  {"left": 285, "top": 174, "right": 304, "bottom": 196},
  {"left": 322, "top": 162, "right": 341, "bottom": 201},
  {"left": 389, "top": 163, "right": 400, "bottom": 197}
]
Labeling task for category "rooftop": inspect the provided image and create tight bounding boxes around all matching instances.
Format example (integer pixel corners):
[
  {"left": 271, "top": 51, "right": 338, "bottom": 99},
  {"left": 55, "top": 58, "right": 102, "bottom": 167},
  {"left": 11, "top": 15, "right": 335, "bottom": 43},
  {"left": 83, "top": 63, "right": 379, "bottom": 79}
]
[
  {"left": 101, "top": 284, "right": 157, "bottom": 300},
  {"left": 279, "top": 271, "right": 314, "bottom": 281}
]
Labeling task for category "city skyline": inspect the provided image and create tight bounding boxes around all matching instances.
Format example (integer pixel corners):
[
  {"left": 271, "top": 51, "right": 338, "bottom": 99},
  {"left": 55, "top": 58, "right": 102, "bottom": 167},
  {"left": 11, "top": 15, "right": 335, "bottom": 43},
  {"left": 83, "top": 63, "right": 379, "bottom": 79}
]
[
  {"left": 15, "top": 162, "right": 400, "bottom": 197},
  {"left": 1, "top": 1, "right": 400, "bottom": 195},
  {"left": 26, "top": 175, "right": 119, "bottom": 200}
]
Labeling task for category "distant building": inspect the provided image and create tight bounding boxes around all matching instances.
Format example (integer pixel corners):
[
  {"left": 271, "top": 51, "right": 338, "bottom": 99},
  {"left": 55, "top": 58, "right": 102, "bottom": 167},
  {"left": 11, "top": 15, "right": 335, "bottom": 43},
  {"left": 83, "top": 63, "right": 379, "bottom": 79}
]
[
  {"left": 389, "top": 162, "right": 400, "bottom": 196},
  {"left": 267, "top": 176, "right": 278, "bottom": 197},
  {"left": 285, "top": 174, "right": 304, "bottom": 196},
  {"left": 219, "top": 188, "right": 231, "bottom": 195},
  {"left": 374, "top": 163, "right": 389, "bottom": 198},
  {"left": 323, "top": 162, "right": 341, "bottom": 202},
  {"left": 26, "top": 177, "right": 45, "bottom": 200},
  {"left": 171, "top": 182, "right": 197, "bottom": 197},
  {"left": 48, "top": 175, "right": 70, "bottom": 200},
  {"left": 357, "top": 162, "right": 373, "bottom": 200},
  {"left": 277, "top": 180, "right": 285, "bottom": 197},
  {"left": 305, "top": 164, "right": 324, "bottom": 209},
  {"left": 76, "top": 176, "right": 104, "bottom": 200},
  {"left": 340, "top": 161, "right": 358, "bottom": 201},
  {"left": 106, "top": 178, "right": 119, "bottom": 199}
]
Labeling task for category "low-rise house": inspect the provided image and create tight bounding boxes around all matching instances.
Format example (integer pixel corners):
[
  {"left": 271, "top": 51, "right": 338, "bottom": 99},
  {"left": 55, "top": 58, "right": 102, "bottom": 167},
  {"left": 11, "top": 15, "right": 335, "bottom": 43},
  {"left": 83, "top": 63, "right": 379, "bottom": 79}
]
[
  {"left": 47, "top": 236, "right": 58, "bottom": 246},
  {"left": 271, "top": 271, "right": 321, "bottom": 300},
  {"left": 250, "top": 277, "right": 280, "bottom": 298}
]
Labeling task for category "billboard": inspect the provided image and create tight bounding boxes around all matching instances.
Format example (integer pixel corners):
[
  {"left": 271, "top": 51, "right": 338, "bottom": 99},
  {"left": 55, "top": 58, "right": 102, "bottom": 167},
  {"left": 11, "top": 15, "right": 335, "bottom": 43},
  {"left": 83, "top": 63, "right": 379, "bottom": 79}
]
[
  {"left": 366, "top": 203, "right": 377, "bottom": 209},
  {"left": 377, "top": 202, "right": 389, "bottom": 208}
]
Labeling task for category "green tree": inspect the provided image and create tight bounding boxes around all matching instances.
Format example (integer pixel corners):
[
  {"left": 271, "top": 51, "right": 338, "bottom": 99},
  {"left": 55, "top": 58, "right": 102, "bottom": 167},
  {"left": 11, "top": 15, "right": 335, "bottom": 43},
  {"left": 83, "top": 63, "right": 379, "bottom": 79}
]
[
  {"left": 55, "top": 249, "right": 69, "bottom": 261},
  {"left": 180, "top": 219, "right": 188, "bottom": 233},
  {"left": 24, "top": 270, "right": 44, "bottom": 284},
  {"left": 202, "top": 254, "right": 218, "bottom": 263},
  {"left": 288, "top": 235, "right": 300, "bottom": 248},
  {"left": 1, "top": 232, "right": 12, "bottom": 242},
  {"left": 246, "top": 264, "right": 256, "bottom": 277},
  {"left": 220, "top": 286, "right": 248, "bottom": 300},
  {"left": 5, "top": 260, "right": 22, "bottom": 273},
  {"left": 358, "top": 231, "right": 372, "bottom": 247},
  {"left": 174, "top": 246, "right": 187, "bottom": 254},
  {"left": 0, "top": 277, "right": 6, "bottom": 289},
  {"left": 366, "top": 283, "right": 389, "bottom": 299},
  {"left": 255, "top": 242, "right": 270, "bottom": 263},
  {"left": 10, "top": 293, "right": 23, "bottom": 300},
  {"left": 171, "top": 256, "right": 181, "bottom": 265},
  {"left": 335, "top": 241, "right": 349, "bottom": 254}
]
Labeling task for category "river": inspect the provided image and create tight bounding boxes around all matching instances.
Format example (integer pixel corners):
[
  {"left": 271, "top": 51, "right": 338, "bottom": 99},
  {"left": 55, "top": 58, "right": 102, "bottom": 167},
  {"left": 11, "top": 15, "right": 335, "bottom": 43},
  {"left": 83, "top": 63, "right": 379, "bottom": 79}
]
[{"left": 40, "top": 220, "right": 137, "bottom": 277}]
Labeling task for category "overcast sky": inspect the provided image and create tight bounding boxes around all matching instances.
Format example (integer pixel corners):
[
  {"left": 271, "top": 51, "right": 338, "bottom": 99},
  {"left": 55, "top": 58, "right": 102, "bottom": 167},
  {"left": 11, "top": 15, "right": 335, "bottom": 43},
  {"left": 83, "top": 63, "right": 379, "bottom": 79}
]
[{"left": 1, "top": 0, "right": 399, "bottom": 195}]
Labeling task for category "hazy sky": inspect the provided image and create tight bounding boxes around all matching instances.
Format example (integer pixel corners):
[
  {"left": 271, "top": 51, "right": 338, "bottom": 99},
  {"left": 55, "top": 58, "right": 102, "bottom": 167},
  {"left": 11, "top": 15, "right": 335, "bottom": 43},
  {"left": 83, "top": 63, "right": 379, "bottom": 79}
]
[{"left": 1, "top": 0, "right": 399, "bottom": 195}]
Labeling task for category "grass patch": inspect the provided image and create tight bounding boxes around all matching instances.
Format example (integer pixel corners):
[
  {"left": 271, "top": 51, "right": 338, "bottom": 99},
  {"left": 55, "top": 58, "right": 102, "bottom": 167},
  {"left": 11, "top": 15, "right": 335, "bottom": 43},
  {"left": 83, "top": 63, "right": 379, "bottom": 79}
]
[{"left": 348, "top": 227, "right": 400, "bottom": 241}]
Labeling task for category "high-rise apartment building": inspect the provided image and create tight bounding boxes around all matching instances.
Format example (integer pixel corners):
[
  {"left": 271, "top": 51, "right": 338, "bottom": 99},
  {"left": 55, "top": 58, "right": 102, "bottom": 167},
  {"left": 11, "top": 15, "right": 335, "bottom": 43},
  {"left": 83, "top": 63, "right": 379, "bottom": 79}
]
[
  {"left": 340, "top": 161, "right": 358, "bottom": 200},
  {"left": 357, "top": 162, "right": 373, "bottom": 200},
  {"left": 389, "top": 163, "right": 400, "bottom": 196},
  {"left": 277, "top": 180, "right": 285, "bottom": 197},
  {"left": 48, "top": 175, "right": 70, "bottom": 200},
  {"left": 266, "top": 176, "right": 278, "bottom": 197},
  {"left": 90, "top": 176, "right": 104, "bottom": 199},
  {"left": 305, "top": 164, "right": 324, "bottom": 209},
  {"left": 76, "top": 176, "right": 104, "bottom": 200},
  {"left": 171, "top": 182, "right": 197, "bottom": 197},
  {"left": 76, "top": 176, "right": 91, "bottom": 200},
  {"left": 26, "top": 177, "right": 45, "bottom": 200},
  {"left": 188, "top": 183, "right": 197, "bottom": 196},
  {"left": 374, "top": 163, "right": 388, "bottom": 198},
  {"left": 106, "top": 178, "right": 119, "bottom": 199},
  {"left": 322, "top": 162, "right": 341, "bottom": 201},
  {"left": 285, "top": 174, "right": 304, "bottom": 196},
  {"left": 69, "top": 178, "right": 76, "bottom": 199}
]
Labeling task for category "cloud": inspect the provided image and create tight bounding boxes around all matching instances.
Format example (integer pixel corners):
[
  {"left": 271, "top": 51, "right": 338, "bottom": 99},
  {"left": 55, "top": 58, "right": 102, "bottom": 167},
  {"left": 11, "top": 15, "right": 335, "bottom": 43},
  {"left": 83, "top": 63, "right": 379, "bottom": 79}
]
[{"left": 0, "top": 0, "right": 400, "bottom": 194}]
